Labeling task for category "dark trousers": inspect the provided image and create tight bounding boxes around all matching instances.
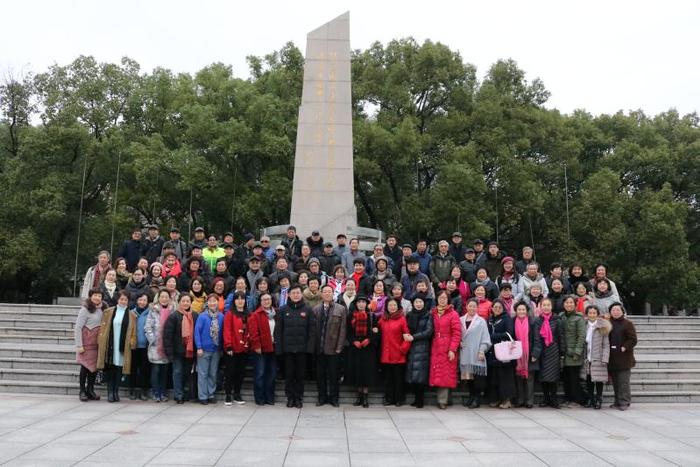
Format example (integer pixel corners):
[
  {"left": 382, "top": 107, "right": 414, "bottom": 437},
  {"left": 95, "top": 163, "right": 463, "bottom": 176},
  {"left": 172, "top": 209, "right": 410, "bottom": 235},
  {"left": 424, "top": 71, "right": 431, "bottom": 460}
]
[
  {"left": 284, "top": 353, "right": 307, "bottom": 402},
  {"left": 586, "top": 375, "right": 603, "bottom": 401},
  {"left": 105, "top": 366, "right": 123, "bottom": 395},
  {"left": 253, "top": 352, "right": 277, "bottom": 404},
  {"left": 316, "top": 354, "right": 340, "bottom": 403},
  {"left": 151, "top": 363, "right": 169, "bottom": 398},
  {"left": 172, "top": 357, "right": 196, "bottom": 401},
  {"left": 610, "top": 369, "right": 632, "bottom": 407},
  {"left": 383, "top": 363, "right": 405, "bottom": 404},
  {"left": 562, "top": 365, "right": 583, "bottom": 403},
  {"left": 489, "top": 365, "right": 516, "bottom": 401},
  {"left": 411, "top": 383, "right": 426, "bottom": 406},
  {"left": 224, "top": 353, "right": 247, "bottom": 397},
  {"left": 541, "top": 381, "right": 559, "bottom": 403},
  {"left": 129, "top": 348, "right": 151, "bottom": 392}
]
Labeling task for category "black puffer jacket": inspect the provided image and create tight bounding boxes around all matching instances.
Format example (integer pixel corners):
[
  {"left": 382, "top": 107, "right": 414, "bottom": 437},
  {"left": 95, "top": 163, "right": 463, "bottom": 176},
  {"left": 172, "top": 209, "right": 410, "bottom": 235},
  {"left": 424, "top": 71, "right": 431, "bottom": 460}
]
[
  {"left": 487, "top": 312, "right": 515, "bottom": 367},
  {"left": 163, "top": 311, "right": 199, "bottom": 360},
  {"left": 275, "top": 299, "right": 315, "bottom": 354},
  {"left": 404, "top": 309, "right": 434, "bottom": 385}
]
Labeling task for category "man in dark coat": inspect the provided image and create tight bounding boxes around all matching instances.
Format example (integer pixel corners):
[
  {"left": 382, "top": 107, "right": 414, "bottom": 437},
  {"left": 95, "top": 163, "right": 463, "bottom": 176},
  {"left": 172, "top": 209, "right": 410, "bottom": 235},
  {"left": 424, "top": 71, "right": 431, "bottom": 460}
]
[
  {"left": 281, "top": 225, "right": 303, "bottom": 258},
  {"left": 312, "top": 285, "right": 347, "bottom": 407},
  {"left": 274, "top": 285, "right": 316, "bottom": 408},
  {"left": 117, "top": 227, "right": 143, "bottom": 272},
  {"left": 448, "top": 232, "right": 467, "bottom": 263},
  {"left": 141, "top": 224, "right": 165, "bottom": 264},
  {"left": 515, "top": 246, "right": 535, "bottom": 275},
  {"left": 383, "top": 234, "right": 403, "bottom": 277},
  {"left": 459, "top": 248, "right": 478, "bottom": 284},
  {"left": 306, "top": 230, "right": 324, "bottom": 258},
  {"left": 318, "top": 243, "right": 341, "bottom": 276},
  {"left": 189, "top": 227, "right": 207, "bottom": 254},
  {"left": 164, "top": 227, "right": 188, "bottom": 261},
  {"left": 476, "top": 241, "right": 504, "bottom": 280}
]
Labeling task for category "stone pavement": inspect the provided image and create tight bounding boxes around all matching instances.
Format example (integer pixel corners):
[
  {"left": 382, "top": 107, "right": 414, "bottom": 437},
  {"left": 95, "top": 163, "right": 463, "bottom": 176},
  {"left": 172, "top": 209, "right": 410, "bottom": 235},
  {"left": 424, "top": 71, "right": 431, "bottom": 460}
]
[{"left": 0, "top": 395, "right": 698, "bottom": 466}]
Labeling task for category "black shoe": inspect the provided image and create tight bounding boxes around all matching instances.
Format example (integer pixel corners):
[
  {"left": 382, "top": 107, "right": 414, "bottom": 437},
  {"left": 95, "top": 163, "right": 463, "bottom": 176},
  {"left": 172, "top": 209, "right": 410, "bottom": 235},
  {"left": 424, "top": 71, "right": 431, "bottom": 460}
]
[
  {"left": 295, "top": 400, "right": 303, "bottom": 408},
  {"left": 353, "top": 395, "right": 363, "bottom": 406},
  {"left": 287, "top": 399, "right": 295, "bottom": 408},
  {"left": 129, "top": 390, "right": 137, "bottom": 401},
  {"left": 176, "top": 399, "right": 185, "bottom": 405},
  {"left": 538, "top": 401, "right": 548, "bottom": 408},
  {"left": 462, "top": 396, "right": 473, "bottom": 407},
  {"left": 316, "top": 399, "right": 326, "bottom": 407},
  {"left": 549, "top": 400, "right": 560, "bottom": 409},
  {"left": 362, "top": 394, "right": 369, "bottom": 408},
  {"left": 468, "top": 398, "right": 480, "bottom": 409},
  {"left": 382, "top": 400, "right": 393, "bottom": 406},
  {"left": 79, "top": 390, "right": 88, "bottom": 402},
  {"left": 594, "top": 398, "right": 602, "bottom": 410},
  {"left": 331, "top": 401, "right": 339, "bottom": 408},
  {"left": 208, "top": 397, "right": 216, "bottom": 404},
  {"left": 233, "top": 394, "right": 245, "bottom": 405},
  {"left": 395, "top": 401, "right": 403, "bottom": 407},
  {"left": 113, "top": 389, "right": 120, "bottom": 402},
  {"left": 139, "top": 392, "right": 149, "bottom": 401},
  {"left": 107, "top": 393, "right": 116, "bottom": 403},
  {"left": 583, "top": 399, "right": 593, "bottom": 408},
  {"left": 525, "top": 404, "right": 533, "bottom": 409},
  {"left": 199, "top": 399, "right": 209, "bottom": 405},
  {"left": 225, "top": 394, "right": 233, "bottom": 406}
]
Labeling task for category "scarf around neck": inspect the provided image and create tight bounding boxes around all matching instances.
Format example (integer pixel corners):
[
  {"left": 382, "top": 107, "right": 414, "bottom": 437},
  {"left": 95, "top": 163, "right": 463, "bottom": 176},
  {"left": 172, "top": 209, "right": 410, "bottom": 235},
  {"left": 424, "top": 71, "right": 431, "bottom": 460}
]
[
  {"left": 208, "top": 308, "right": 220, "bottom": 345},
  {"left": 540, "top": 313, "right": 554, "bottom": 347},
  {"left": 515, "top": 316, "right": 530, "bottom": 378},
  {"left": 352, "top": 310, "right": 369, "bottom": 338},
  {"left": 179, "top": 308, "right": 194, "bottom": 358}
]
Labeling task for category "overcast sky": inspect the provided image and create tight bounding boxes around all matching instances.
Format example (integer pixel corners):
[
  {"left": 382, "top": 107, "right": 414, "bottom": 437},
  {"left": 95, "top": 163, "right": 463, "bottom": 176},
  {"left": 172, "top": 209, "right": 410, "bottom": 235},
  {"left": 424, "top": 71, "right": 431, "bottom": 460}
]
[{"left": 1, "top": 0, "right": 698, "bottom": 116}]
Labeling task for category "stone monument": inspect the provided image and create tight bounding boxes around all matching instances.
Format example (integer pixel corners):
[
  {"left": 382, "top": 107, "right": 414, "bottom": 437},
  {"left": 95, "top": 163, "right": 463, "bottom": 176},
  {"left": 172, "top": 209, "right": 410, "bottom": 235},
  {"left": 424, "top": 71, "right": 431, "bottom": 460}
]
[{"left": 264, "top": 12, "right": 383, "bottom": 248}]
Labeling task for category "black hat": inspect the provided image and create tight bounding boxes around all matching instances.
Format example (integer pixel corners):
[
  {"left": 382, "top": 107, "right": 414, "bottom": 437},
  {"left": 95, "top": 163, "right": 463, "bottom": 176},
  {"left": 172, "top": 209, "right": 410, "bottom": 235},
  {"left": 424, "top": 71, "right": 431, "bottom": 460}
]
[
  {"left": 224, "top": 232, "right": 234, "bottom": 238},
  {"left": 405, "top": 256, "right": 419, "bottom": 264},
  {"left": 354, "top": 295, "right": 369, "bottom": 304},
  {"left": 194, "top": 227, "right": 205, "bottom": 233},
  {"left": 223, "top": 243, "right": 234, "bottom": 249},
  {"left": 170, "top": 227, "right": 180, "bottom": 233},
  {"left": 162, "top": 241, "right": 174, "bottom": 249},
  {"left": 336, "top": 233, "right": 347, "bottom": 239},
  {"left": 473, "top": 239, "right": 484, "bottom": 245},
  {"left": 402, "top": 243, "right": 413, "bottom": 250},
  {"left": 499, "top": 282, "right": 513, "bottom": 290},
  {"left": 411, "top": 292, "right": 428, "bottom": 305},
  {"left": 324, "top": 242, "right": 333, "bottom": 247},
  {"left": 244, "top": 233, "right": 254, "bottom": 241},
  {"left": 452, "top": 231, "right": 462, "bottom": 238},
  {"left": 253, "top": 242, "right": 263, "bottom": 249},
  {"left": 465, "top": 248, "right": 475, "bottom": 254},
  {"left": 249, "top": 256, "right": 261, "bottom": 263}
]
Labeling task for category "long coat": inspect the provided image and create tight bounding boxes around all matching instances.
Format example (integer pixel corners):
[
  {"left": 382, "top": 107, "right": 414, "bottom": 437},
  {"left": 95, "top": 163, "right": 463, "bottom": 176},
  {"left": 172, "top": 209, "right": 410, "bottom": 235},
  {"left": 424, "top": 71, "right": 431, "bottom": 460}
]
[
  {"left": 608, "top": 317, "right": 637, "bottom": 371},
  {"left": 96, "top": 306, "right": 130, "bottom": 372},
  {"left": 312, "top": 302, "right": 348, "bottom": 355},
  {"left": 405, "top": 308, "right": 434, "bottom": 385},
  {"left": 581, "top": 318, "right": 611, "bottom": 382},
  {"left": 378, "top": 314, "right": 411, "bottom": 364},
  {"left": 534, "top": 313, "right": 566, "bottom": 383},
  {"left": 429, "top": 306, "right": 461, "bottom": 388},
  {"left": 487, "top": 312, "right": 515, "bottom": 368},
  {"left": 562, "top": 311, "right": 586, "bottom": 367},
  {"left": 345, "top": 310, "right": 379, "bottom": 387}
]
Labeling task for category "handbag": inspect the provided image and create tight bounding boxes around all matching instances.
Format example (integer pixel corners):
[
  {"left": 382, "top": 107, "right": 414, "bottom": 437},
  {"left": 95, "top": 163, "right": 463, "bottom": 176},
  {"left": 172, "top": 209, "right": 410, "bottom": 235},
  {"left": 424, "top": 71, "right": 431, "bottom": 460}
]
[{"left": 494, "top": 332, "right": 523, "bottom": 362}]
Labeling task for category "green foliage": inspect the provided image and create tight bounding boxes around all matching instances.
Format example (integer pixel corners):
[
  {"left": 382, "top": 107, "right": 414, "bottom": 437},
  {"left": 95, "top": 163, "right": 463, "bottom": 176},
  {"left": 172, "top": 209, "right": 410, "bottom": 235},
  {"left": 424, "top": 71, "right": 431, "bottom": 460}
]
[{"left": 0, "top": 40, "right": 698, "bottom": 310}]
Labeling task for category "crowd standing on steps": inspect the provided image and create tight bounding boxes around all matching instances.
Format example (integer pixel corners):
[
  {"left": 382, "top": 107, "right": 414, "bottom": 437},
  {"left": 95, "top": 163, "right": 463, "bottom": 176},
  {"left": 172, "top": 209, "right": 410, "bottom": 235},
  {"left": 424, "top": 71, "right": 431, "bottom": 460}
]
[{"left": 75, "top": 225, "right": 637, "bottom": 410}]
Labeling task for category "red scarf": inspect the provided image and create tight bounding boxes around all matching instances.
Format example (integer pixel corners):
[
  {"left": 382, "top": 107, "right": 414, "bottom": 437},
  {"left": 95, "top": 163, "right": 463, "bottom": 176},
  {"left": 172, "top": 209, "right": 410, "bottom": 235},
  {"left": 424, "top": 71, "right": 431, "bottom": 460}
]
[
  {"left": 540, "top": 313, "right": 553, "bottom": 347},
  {"left": 576, "top": 297, "right": 587, "bottom": 314},
  {"left": 352, "top": 310, "right": 369, "bottom": 338},
  {"left": 515, "top": 316, "right": 530, "bottom": 378},
  {"left": 180, "top": 310, "right": 194, "bottom": 358},
  {"left": 351, "top": 272, "right": 364, "bottom": 290}
]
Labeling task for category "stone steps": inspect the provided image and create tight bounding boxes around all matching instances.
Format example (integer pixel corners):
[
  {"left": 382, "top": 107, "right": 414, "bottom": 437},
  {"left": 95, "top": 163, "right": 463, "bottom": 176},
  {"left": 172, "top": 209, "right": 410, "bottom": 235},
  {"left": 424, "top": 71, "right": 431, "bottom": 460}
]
[
  {"left": 0, "top": 356, "right": 76, "bottom": 372},
  {"left": 0, "top": 326, "right": 74, "bottom": 337},
  {"left": 635, "top": 345, "right": 700, "bottom": 354}
]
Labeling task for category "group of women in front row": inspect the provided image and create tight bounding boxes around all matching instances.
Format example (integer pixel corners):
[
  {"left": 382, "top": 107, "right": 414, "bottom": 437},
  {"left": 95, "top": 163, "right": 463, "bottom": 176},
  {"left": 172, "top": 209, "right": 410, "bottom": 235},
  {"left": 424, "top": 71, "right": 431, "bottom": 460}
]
[{"left": 75, "top": 286, "right": 638, "bottom": 410}]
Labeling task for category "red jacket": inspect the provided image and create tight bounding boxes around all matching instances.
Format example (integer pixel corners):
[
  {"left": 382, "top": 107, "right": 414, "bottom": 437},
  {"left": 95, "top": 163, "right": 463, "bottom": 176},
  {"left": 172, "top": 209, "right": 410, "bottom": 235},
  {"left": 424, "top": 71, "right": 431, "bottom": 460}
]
[
  {"left": 477, "top": 298, "right": 492, "bottom": 321},
  {"left": 429, "top": 306, "right": 462, "bottom": 388},
  {"left": 223, "top": 310, "right": 249, "bottom": 353},
  {"left": 378, "top": 313, "right": 411, "bottom": 364},
  {"left": 247, "top": 307, "right": 275, "bottom": 353}
]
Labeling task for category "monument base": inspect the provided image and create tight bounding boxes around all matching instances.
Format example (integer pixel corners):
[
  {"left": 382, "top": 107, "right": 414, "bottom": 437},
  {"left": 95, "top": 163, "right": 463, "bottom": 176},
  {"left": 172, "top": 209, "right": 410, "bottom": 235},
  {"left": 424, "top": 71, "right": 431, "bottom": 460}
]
[{"left": 262, "top": 225, "right": 384, "bottom": 253}]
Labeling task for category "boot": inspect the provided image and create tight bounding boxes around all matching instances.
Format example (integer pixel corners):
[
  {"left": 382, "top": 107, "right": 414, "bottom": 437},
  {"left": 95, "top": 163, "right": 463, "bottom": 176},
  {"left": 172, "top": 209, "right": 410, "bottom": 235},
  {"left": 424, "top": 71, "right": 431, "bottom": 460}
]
[
  {"left": 362, "top": 393, "right": 369, "bottom": 408},
  {"left": 468, "top": 395, "right": 481, "bottom": 409},
  {"left": 353, "top": 392, "right": 363, "bottom": 406},
  {"left": 79, "top": 366, "right": 88, "bottom": 402},
  {"left": 106, "top": 372, "right": 115, "bottom": 403},
  {"left": 129, "top": 388, "right": 137, "bottom": 400},
  {"left": 594, "top": 393, "right": 602, "bottom": 410},
  {"left": 112, "top": 369, "right": 122, "bottom": 402},
  {"left": 139, "top": 389, "right": 149, "bottom": 401},
  {"left": 86, "top": 371, "right": 100, "bottom": 401}
]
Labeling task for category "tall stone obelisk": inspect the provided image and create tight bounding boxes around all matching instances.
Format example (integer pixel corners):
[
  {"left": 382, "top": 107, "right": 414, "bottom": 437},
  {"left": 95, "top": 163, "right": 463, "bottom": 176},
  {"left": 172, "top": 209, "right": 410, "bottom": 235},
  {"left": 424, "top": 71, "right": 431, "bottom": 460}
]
[{"left": 289, "top": 12, "right": 357, "bottom": 238}]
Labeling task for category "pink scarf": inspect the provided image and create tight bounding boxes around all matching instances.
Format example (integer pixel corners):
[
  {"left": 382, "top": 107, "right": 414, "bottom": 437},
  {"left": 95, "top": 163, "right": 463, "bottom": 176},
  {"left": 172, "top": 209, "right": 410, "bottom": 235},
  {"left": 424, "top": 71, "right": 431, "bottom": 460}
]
[
  {"left": 540, "top": 312, "right": 553, "bottom": 347},
  {"left": 515, "top": 316, "right": 530, "bottom": 378}
]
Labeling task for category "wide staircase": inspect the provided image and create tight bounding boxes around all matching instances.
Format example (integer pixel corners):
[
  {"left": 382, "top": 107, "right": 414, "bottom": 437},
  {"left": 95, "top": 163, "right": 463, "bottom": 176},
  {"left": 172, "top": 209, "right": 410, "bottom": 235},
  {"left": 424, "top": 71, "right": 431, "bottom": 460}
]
[{"left": 0, "top": 303, "right": 698, "bottom": 403}]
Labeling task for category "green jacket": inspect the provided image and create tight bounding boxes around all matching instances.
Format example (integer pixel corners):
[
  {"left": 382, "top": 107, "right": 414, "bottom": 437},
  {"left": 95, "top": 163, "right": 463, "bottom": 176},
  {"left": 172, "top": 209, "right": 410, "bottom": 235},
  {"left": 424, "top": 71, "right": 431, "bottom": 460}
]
[{"left": 562, "top": 311, "right": 586, "bottom": 366}]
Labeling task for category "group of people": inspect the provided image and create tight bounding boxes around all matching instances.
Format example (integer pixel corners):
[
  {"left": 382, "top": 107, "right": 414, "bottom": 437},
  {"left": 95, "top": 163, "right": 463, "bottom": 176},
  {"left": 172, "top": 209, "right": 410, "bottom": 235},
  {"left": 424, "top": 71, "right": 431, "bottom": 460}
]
[{"left": 75, "top": 225, "right": 638, "bottom": 410}]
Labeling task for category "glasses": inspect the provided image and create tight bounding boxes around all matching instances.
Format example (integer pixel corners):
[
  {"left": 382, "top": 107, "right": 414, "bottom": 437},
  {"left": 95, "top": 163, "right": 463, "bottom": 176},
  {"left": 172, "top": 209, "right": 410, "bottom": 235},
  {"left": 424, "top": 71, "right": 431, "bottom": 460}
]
[{"left": 261, "top": 240, "right": 270, "bottom": 243}]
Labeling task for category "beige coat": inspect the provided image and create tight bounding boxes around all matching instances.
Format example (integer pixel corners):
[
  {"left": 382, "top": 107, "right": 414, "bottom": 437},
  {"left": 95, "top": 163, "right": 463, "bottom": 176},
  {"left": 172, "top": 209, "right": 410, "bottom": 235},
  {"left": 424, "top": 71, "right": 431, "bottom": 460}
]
[{"left": 580, "top": 318, "right": 611, "bottom": 382}]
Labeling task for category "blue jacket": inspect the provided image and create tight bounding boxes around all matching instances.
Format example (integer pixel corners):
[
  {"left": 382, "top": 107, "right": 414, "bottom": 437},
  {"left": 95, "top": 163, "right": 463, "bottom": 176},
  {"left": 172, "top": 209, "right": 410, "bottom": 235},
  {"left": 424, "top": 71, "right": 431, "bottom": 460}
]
[
  {"left": 414, "top": 251, "right": 432, "bottom": 276},
  {"left": 194, "top": 310, "right": 224, "bottom": 352},
  {"left": 224, "top": 292, "right": 255, "bottom": 314},
  {"left": 133, "top": 307, "right": 150, "bottom": 349}
]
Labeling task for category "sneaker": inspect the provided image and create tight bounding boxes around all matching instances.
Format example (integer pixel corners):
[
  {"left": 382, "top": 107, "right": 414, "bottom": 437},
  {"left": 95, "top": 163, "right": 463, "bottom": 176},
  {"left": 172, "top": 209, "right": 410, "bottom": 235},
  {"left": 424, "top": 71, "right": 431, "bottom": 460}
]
[
  {"left": 225, "top": 395, "right": 233, "bottom": 406},
  {"left": 233, "top": 395, "right": 245, "bottom": 405}
]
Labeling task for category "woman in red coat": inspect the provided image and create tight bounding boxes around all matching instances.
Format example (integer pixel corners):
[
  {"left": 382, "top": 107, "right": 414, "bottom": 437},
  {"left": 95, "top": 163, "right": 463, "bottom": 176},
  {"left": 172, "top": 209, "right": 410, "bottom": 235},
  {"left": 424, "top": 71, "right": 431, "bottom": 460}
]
[
  {"left": 473, "top": 284, "right": 493, "bottom": 320},
  {"left": 223, "top": 292, "right": 249, "bottom": 405},
  {"left": 429, "top": 290, "right": 462, "bottom": 409},
  {"left": 247, "top": 293, "right": 277, "bottom": 406},
  {"left": 378, "top": 298, "right": 411, "bottom": 406}
]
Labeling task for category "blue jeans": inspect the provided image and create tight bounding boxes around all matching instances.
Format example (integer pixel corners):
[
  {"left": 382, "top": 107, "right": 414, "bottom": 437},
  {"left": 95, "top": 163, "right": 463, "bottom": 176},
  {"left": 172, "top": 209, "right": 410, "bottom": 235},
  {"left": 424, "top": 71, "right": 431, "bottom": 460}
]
[
  {"left": 253, "top": 352, "right": 277, "bottom": 404},
  {"left": 197, "top": 351, "right": 220, "bottom": 401},
  {"left": 172, "top": 357, "right": 195, "bottom": 401},
  {"left": 150, "top": 363, "right": 168, "bottom": 399}
]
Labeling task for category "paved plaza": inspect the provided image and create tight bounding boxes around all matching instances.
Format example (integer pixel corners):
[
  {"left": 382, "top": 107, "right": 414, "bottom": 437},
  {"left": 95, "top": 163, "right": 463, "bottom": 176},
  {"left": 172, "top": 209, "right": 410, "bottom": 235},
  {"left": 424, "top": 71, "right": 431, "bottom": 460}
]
[{"left": 0, "top": 395, "right": 698, "bottom": 466}]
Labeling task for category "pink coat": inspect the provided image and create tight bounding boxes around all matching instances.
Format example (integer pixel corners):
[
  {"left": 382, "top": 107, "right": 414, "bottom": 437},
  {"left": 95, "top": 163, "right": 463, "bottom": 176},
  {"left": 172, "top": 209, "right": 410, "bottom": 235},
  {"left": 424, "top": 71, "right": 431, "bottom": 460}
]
[{"left": 429, "top": 306, "right": 462, "bottom": 388}]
